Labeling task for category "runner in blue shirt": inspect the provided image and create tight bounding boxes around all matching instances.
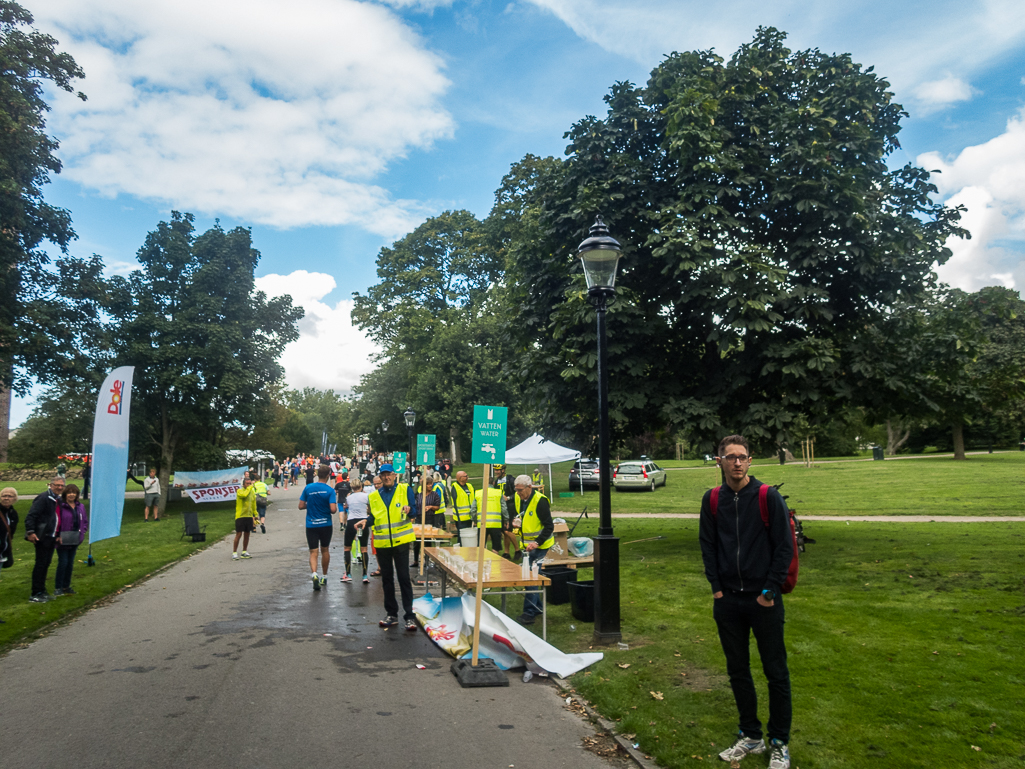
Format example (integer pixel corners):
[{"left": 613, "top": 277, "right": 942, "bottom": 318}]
[{"left": 299, "top": 466, "right": 337, "bottom": 591}]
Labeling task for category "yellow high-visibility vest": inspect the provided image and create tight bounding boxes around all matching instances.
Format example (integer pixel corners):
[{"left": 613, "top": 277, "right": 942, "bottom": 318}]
[
  {"left": 513, "top": 491, "right": 554, "bottom": 549},
  {"left": 368, "top": 483, "right": 414, "bottom": 548},
  {"left": 452, "top": 482, "right": 475, "bottom": 522},
  {"left": 474, "top": 487, "right": 503, "bottom": 528}
]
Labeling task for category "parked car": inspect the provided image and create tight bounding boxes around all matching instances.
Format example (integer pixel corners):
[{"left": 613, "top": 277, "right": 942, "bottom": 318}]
[
  {"left": 568, "top": 458, "right": 604, "bottom": 490},
  {"left": 613, "top": 460, "right": 667, "bottom": 492}
]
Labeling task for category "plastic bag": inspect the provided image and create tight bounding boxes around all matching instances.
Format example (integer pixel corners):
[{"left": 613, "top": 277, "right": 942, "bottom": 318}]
[{"left": 568, "top": 537, "right": 594, "bottom": 557}]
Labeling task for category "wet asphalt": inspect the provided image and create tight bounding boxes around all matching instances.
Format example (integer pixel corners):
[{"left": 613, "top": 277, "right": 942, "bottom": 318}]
[{"left": 0, "top": 484, "right": 616, "bottom": 769}]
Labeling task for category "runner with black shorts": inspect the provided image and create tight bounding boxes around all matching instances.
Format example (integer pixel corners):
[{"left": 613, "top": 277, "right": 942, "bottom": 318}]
[
  {"left": 299, "top": 466, "right": 337, "bottom": 591},
  {"left": 341, "top": 481, "right": 372, "bottom": 583}
]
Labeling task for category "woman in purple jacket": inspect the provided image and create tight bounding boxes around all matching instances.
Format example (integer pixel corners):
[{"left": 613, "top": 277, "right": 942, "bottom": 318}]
[{"left": 55, "top": 484, "right": 88, "bottom": 596}]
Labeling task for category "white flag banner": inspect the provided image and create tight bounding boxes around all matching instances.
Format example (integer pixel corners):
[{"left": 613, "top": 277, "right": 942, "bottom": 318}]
[{"left": 89, "top": 366, "right": 135, "bottom": 543}]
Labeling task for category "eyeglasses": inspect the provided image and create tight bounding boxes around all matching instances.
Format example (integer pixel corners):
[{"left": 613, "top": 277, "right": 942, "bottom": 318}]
[{"left": 721, "top": 455, "right": 750, "bottom": 464}]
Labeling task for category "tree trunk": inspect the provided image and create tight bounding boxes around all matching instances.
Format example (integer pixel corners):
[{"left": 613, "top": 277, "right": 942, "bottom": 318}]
[
  {"left": 0, "top": 385, "right": 10, "bottom": 463},
  {"left": 952, "top": 418, "right": 966, "bottom": 460},
  {"left": 885, "top": 419, "right": 911, "bottom": 456},
  {"left": 158, "top": 404, "right": 177, "bottom": 511}
]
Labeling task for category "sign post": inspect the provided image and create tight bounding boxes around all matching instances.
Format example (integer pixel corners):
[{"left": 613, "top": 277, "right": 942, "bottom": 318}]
[
  {"left": 470, "top": 406, "right": 508, "bottom": 666},
  {"left": 417, "top": 435, "right": 436, "bottom": 575}
]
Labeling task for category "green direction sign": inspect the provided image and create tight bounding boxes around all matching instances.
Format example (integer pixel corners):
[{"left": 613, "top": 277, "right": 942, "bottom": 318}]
[
  {"left": 416, "top": 434, "right": 436, "bottom": 466},
  {"left": 471, "top": 405, "right": 508, "bottom": 464},
  {"left": 392, "top": 451, "right": 407, "bottom": 474}
]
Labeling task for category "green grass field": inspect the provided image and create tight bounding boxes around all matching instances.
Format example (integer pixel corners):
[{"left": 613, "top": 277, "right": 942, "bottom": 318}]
[
  {"left": 458, "top": 451, "right": 1025, "bottom": 517},
  {"left": 0, "top": 489, "right": 235, "bottom": 649},
  {"left": 528, "top": 516, "right": 1025, "bottom": 769}
]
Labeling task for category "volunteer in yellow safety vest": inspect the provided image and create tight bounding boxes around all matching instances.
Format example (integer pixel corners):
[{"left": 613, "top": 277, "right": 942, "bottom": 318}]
[
  {"left": 531, "top": 468, "right": 544, "bottom": 495},
  {"left": 431, "top": 472, "right": 448, "bottom": 528},
  {"left": 512, "top": 474, "right": 555, "bottom": 626},
  {"left": 450, "top": 470, "right": 477, "bottom": 530},
  {"left": 253, "top": 476, "right": 269, "bottom": 533},
  {"left": 473, "top": 485, "right": 504, "bottom": 551},
  {"left": 367, "top": 463, "right": 419, "bottom": 631}
]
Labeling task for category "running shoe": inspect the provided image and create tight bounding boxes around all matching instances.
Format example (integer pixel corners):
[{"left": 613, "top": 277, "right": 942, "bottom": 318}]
[
  {"left": 319, "top": 576, "right": 327, "bottom": 586},
  {"left": 341, "top": 573, "right": 352, "bottom": 583},
  {"left": 363, "top": 575, "right": 370, "bottom": 584},
  {"left": 313, "top": 574, "right": 321, "bottom": 591},
  {"left": 260, "top": 524, "right": 266, "bottom": 533},
  {"left": 64, "top": 587, "right": 77, "bottom": 595},
  {"left": 379, "top": 615, "right": 398, "bottom": 628},
  {"left": 768, "top": 739, "right": 790, "bottom": 769},
  {"left": 718, "top": 733, "right": 766, "bottom": 762},
  {"left": 29, "top": 593, "right": 50, "bottom": 603},
  {"left": 232, "top": 554, "right": 240, "bottom": 560},
  {"left": 54, "top": 588, "right": 66, "bottom": 597},
  {"left": 405, "top": 618, "right": 418, "bottom": 632},
  {"left": 240, "top": 552, "right": 252, "bottom": 559}
]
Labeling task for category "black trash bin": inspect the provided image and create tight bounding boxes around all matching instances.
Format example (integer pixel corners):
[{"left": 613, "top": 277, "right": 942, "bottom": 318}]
[
  {"left": 541, "top": 566, "right": 575, "bottom": 605},
  {"left": 872, "top": 446, "right": 885, "bottom": 461},
  {"left": 568, "top": 579, "right": 595, "bottom": 622}
]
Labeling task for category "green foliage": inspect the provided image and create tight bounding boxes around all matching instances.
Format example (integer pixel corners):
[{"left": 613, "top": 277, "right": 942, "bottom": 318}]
[
  {"left": 500, "top": 28, "right": 965, "bottom": 451},
  {"left": 0, "top": 2, "right": 109, "bottom": 393},
  {"left": 106, "top": 213, "right": 303, "bottom": 494},
  {"left": 7, "top": 378, "right": 95, "bottom": 463}
]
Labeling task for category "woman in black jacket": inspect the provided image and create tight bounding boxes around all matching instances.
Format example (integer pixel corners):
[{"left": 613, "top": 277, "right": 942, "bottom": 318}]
[{"left": 0, "top": 486, "right": 19, "bottom": 570}]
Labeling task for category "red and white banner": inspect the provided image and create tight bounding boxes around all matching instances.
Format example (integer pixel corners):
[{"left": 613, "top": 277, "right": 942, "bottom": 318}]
[{"left": 173, "top": 466, "right": 250, "bottom": 504}]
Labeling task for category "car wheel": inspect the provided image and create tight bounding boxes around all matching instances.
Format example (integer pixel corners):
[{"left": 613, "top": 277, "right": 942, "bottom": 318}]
[{"left": 649, "top": 480, "right": 655, "bottom": 492}]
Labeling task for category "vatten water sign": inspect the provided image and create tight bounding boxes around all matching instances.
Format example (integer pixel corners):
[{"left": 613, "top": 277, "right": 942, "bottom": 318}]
[
  {"left": 471, "top": 405, "right": 508, "bottom": 464},
  {"left": 417, "top": 434, "right": 436, "bottom": 466}
]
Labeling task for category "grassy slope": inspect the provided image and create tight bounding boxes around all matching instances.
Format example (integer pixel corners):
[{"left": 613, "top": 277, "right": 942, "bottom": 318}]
[
  {"left": 524, "top": 516, "right": 1025, "bottom": 768},
  {"left": 0, "top": 491, "right": 235, "bottom": 648}
]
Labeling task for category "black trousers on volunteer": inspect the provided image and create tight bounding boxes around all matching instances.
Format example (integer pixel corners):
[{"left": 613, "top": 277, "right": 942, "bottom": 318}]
[{"left": 377, "top": 543, "right": 414, "bottom": 620}]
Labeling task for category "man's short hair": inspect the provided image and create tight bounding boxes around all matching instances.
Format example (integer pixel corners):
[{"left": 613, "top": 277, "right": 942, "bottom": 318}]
[
  {"left": 514, "top": 474, "right": 532, "bottom": 489},
  {"left": 317, "top": 466, "right": 330, "bottom": 480},
  {"left": 718, "top": 434, "right": 750, "bottom": 456}
]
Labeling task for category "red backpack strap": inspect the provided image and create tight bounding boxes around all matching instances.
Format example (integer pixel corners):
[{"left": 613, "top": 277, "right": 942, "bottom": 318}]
[
  {"left": 710, "top": 485, "right": 721, "bottom": 516},
  {"left": 758, "top": 483, "right": 770, "bottom": 526}
]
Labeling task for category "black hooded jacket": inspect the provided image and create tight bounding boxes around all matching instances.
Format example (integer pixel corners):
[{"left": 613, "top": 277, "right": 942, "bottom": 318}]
[{"left": 699, "top": 477, "right": 793, "bottom": 596}]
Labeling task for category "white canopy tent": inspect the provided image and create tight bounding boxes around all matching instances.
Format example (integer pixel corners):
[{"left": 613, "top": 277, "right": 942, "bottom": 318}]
[{"left": 504, "top": 433, "right": 581, "bottom": 496}]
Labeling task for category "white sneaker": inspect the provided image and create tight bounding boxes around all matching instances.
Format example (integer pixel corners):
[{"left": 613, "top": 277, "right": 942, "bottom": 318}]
[
  {"left": 232, "top": 554, "right": 239, "bottom": 560},
  {"left": 718, "top": 734, "right": 766, "bottom": 762},
  {"left": 768, "top": 739, "right": 790, "bottom": 769}
]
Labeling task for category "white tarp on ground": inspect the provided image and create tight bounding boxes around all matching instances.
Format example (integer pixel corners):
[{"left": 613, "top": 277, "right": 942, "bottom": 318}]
[
  {"left": 413, "top": 591, "right": 602, "bottom": 677},
  {"left": 504, "top": 434, "right": 581, "bottom": 495}
]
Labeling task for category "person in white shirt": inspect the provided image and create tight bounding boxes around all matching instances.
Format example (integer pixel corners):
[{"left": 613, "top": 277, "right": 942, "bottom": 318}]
[
  {"left": 340, "top": 481, "right": 373, "bottom": 583},
  {"left": 143, "top": 469, "right": 161, "bottom": 521}
]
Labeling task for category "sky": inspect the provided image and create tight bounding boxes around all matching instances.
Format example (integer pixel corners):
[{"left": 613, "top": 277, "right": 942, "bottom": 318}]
[{"left": 11, "top": 0, "right": 1025, "bottom": 426}]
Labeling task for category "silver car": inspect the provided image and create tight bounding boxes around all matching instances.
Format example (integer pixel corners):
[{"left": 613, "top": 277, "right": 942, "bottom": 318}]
[{"left": 613, "top": 460, "right": 667, "bottom": 492}]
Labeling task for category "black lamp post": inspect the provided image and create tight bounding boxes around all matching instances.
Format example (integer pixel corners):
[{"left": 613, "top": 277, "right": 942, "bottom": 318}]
[
  {"left": 404, "top": 407, "right": 416, "bottom": 484},
  {"left": 578, "top": 215, "right": 623, "bottom": 645}
]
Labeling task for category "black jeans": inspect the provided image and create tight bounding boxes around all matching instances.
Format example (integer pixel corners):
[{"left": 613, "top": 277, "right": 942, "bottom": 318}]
[
  {"left": 713, "top": 590, "right": 792, "bottom": 743},
  {"left": 55, "top": 546, "right": 78, "bottom": 590},
  {"left": 377, "top": 543, "right": 414, "bottom": 620},
  {"left": 32, "top": 537, "right": 57, "bottom": 595}
]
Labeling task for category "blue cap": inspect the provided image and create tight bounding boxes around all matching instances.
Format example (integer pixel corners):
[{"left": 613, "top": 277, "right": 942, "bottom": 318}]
[{"left": 379, "top": 463, "right": 395, "bottom": 473}]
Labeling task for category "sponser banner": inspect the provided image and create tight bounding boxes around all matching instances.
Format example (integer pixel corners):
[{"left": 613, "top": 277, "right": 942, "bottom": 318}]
[
  {"left": 89, "top": 367, "right": 135, "bottom": 543},
  {"left": 173, "top": 467, "right": 250, "bottom": 503}
]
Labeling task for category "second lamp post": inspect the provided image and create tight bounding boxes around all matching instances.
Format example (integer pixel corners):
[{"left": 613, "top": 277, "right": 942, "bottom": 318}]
[{"left": 577, "top": 215, "right": 623, "bottom": 644}]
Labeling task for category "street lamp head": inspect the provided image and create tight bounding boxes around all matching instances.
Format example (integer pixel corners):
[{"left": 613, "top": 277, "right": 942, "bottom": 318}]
[
  {"left": 577, "top": 216, "right": 622, "bottom": 293},
  {"left": 382, "top": 420, "right": 389, "bottom": 432},
  {"left": 404, "top": 406, "right": 416, "bottom": 428}
]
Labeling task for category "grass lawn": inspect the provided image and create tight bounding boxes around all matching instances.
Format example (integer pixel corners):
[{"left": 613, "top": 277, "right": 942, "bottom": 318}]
[
  {"left": 514, "top": 516, "right": 1025, "bottom": 768},
  {"left": 458, "top": 451, "right": 1025, "bottom": 517},
  {"left": 0, "top": 490, "right": 235, "bottom": 649}
]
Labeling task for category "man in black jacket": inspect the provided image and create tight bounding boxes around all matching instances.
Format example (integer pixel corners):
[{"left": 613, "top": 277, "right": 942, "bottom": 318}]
[
  {"left": 24, "top": 476, "right": 65, "bottom": 603},
  {"left": 699, "top": 435, "right": 793, "bottom": 769}
]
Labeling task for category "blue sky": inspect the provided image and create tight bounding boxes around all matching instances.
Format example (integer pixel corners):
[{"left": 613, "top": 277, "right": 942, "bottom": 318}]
[{"left": 14, "top": 0, "right": 1025, "bottom": 426}]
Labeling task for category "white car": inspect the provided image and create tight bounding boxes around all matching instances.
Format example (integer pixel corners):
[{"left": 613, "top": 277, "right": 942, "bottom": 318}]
[{"left": 613, "top": 460, "right": 667, "bottom": 492}]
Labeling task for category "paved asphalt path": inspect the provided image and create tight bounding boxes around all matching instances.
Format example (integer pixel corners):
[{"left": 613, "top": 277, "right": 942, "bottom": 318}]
[{"left": 1, "top": 484, "right": 618, "bottom": 769}]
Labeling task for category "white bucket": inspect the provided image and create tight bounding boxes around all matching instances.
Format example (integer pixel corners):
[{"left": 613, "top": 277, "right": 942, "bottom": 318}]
[{"left": 459, "top": 528, "right": 480, "bottom": 548}]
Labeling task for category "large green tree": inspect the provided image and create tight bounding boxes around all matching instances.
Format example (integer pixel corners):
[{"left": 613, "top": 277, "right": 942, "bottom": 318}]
[
  {"left": 0, "top": 1, "right": 107, "bottom": 397},
  {"left": 107, "top": 212, "right": 303, "bottom": 505},
  {"left": 351, "top": 211, "right": 525, "bottom": 458},
  {"left": 500, "top": 27, "right": 966, "bottom": 453}
]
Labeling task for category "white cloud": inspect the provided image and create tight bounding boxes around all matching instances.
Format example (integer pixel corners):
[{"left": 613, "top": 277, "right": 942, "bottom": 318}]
[
  {"left": 918, "top": 108, "right": 1025, "bottom": 291},
  {"left": 36, "top": 0, "right": 454, "bottom": 236},
  {"left": 914, "top": 76, "right": 978, "bottom": 112},
  {"left": 254, "top": 271, "right": 380, "bottom": 393},
  {"left": 523, "top": 0, "right": 1025, "bottom": 111}
]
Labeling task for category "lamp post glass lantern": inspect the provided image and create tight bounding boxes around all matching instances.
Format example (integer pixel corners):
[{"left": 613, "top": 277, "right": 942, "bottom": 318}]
[{"left": 578, "top": 215, "right": 623, "bottom": 644}]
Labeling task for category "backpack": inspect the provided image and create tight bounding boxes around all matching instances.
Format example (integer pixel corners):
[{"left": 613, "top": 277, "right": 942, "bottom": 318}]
[{"left": 709, "top": 482, "right": 799, "bottom": 593}]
